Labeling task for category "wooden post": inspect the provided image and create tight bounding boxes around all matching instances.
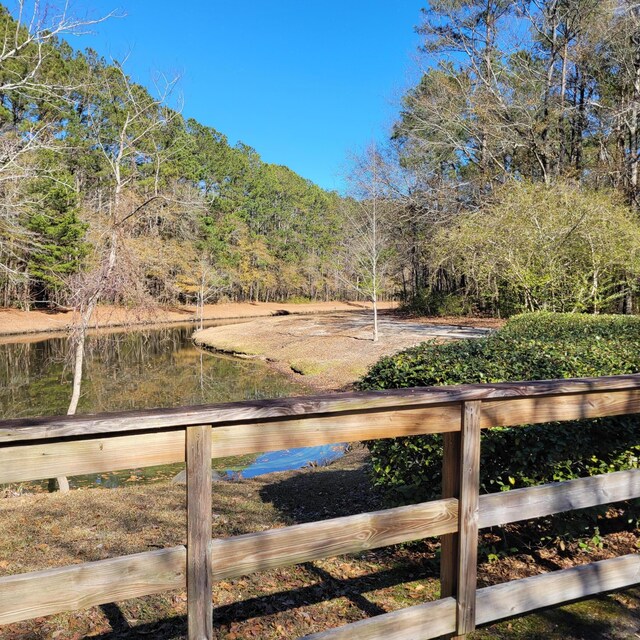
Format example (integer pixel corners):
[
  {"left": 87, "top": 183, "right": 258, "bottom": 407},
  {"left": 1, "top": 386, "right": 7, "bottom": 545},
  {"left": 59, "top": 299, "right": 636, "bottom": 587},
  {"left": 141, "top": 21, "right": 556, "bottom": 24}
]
[
  {"left": 440, "top": 401, "right": 481, "bottom": 639},
  {"left": 440, "top": 431, "right": 461, "bottom": 602},
  {"left": 456, "top": 401, "right": 481, "bottom": 636},
  {"left": 186, "top": 425, "right": 213, "bottom": 640}
]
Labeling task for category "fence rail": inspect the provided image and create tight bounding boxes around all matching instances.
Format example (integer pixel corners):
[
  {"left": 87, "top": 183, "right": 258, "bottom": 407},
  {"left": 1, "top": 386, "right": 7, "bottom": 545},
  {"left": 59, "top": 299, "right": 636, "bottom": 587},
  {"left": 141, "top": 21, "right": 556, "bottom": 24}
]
[{"left": 1, "top": 374, "right": 640, "bottom": 638}]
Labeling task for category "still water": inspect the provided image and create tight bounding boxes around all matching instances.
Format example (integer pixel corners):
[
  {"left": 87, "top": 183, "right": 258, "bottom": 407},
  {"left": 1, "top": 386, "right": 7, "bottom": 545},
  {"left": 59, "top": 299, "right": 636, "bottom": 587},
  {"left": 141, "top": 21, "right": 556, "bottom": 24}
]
[{"left": 0, "top": 321, "right": 345, "bottom": 488}]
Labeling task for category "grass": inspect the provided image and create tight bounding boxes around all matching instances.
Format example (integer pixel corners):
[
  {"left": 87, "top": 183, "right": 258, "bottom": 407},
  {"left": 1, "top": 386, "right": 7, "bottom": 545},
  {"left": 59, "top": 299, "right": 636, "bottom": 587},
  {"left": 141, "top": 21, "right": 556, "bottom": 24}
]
[
  {"left": 1, "top": 446, "right": 639, "bottom": 639},
  {"left": 289, "top": 360, "right": 329, "bottom": 376}
]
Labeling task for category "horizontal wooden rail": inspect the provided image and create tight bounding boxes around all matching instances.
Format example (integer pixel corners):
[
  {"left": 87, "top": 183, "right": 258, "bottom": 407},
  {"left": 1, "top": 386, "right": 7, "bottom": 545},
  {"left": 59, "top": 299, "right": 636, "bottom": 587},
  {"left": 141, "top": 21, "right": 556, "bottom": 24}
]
[
  {"left": 3, "top": 388, "right": 640, "bottom": 484},
  {"left": 2, "top": 374, "right": 640, "bottom": 443},
  {"left": 475, "top": 553, "right": 640, "bottom": 625},
  {"left": 210, "top": 498, "right": 458, "bottom": 581},
  {"left": 479, "top": 468, "right": 640, "bottom": 527},
  {"left": 209, "top": 469, "right": 640, "bottom": 582},
  {"left": 304, "top": 596, "right": 458, "bottom": 640},
  {"left": 2, "top": 375, "right": 640, "bottom": 638},
  {"left": 0, "top": 546, "right": 186, "bottom": 625},
  {"left": 0, "top": 430, "right": 186, "bottom": 484},
  {"left": 303, "top": 554, "right": 640, "bottom": 640}
]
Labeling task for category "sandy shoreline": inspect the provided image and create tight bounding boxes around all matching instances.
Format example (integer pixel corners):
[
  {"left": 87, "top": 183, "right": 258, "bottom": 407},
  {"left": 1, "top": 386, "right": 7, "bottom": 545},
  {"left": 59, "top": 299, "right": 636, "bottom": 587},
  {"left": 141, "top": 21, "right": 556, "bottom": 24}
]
[
  {"left": 195, "top": 311, "right": 495, "bottom": 391},
  {"left": 0, "top": 301, "right": 497, "bottom": 393},
  {"left": 0, "top": 301, "right": 397, "bottom": 339}
]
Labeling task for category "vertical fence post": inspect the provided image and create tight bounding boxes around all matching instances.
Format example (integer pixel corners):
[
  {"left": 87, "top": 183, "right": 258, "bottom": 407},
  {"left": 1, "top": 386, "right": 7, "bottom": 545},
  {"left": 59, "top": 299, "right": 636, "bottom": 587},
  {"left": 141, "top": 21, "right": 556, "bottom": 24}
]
[
  {"left": 186, "top": 425, "right": 213, "bottom": 640},
  {"left": 440, "top": 430, "right": 461, "bottom": 604},
  {"left": 456, "top": 400, "right": 481, "bottom": 636},
  {"left": 440, "top": 401, "right": 481, "bottom": 639}
]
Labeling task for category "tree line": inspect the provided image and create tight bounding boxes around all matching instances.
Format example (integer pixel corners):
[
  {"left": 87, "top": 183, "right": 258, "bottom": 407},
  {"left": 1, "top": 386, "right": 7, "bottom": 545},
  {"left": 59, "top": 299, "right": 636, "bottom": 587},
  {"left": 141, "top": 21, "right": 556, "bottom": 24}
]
[
  {"left": 368, "top": 0, "right": 640, "bottom": 316},
  {"left": 5, "top": 1, "right": 640, "bottom": 319},
  {"left": 0, "top": 3, "right": 352, "bottom": 311}
]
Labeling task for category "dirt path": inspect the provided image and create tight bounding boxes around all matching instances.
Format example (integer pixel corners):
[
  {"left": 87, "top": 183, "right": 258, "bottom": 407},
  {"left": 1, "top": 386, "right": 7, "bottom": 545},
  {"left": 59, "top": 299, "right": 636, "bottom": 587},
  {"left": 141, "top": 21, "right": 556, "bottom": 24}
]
[
  {"left": 195, "top": 311, "right": 495, "bottom": 391},
  {"left": 0, "top": 301, "right": 397, "bottom": 338}
]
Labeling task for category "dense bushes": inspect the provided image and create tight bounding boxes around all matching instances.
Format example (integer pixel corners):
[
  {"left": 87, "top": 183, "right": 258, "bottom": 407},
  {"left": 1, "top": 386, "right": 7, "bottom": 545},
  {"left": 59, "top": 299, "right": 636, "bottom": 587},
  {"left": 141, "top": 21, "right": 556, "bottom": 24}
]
[{"left": 359, "top": 313, "right": 640, "bottom": 529}]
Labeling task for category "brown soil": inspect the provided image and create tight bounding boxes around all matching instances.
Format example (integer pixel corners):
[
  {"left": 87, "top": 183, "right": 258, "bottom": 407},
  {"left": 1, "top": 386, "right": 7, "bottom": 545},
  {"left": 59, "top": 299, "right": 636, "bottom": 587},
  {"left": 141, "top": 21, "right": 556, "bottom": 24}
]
[
  {"left": 195, "top": 311, "right": 495, "bottom": 391},
  {"left": 1, "top": 446, "right": 638, "bottom": 640},
  {"left": 0, "top": 301, "right": 398, "bottom": 338}
]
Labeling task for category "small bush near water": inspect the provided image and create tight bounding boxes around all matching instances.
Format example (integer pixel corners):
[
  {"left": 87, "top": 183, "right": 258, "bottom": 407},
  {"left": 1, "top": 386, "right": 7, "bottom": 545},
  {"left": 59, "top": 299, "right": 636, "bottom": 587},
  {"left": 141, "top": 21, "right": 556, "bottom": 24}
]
[{"left": 358, "top": 313, "right": 640, "bottom": 536}]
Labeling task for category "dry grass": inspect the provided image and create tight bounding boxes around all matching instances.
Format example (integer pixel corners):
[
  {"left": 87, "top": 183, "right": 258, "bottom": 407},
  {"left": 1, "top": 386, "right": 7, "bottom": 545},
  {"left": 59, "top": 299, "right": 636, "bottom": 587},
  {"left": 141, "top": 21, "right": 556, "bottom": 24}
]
[
  {"left": 1, "top": 447, "right": 639, "bottom": 639},
  {"left": 194, "top": 312, "right": 495, "bottom": 391}
]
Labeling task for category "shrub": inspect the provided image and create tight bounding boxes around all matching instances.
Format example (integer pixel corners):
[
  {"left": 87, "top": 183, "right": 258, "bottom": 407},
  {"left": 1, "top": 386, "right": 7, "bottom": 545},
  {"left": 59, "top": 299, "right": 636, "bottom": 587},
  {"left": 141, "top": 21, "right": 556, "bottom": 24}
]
[
  {"left": 431, "top": 181, "right": 640, "bottom": 314},
  {"left": 358, "top": 313, "right": 640, "bottom": 533}
]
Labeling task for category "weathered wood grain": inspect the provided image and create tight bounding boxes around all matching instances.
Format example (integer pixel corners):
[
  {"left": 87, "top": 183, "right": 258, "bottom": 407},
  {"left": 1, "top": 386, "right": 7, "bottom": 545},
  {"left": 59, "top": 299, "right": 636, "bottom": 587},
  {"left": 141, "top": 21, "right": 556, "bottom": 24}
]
[
  {"left": 186, "top": 425, "right": 213, "bottom": 640},
  {"left": 301, "top": 596, "right": 457, "bottom": 640},
  {"left": 0, "top": 472, "right": 638, "bottom": 629},
  {"left": 210, "top": 498, "right": 458, "bottom": 581},
  {"left": 207, "top": 470, "right": 640, "bottom": 583},
  {"left": 440, "top": 431, "right": 461, "bottom": 602},
  {"left": 479, "top": 468, "right": 640, "bottom": 528},
  {"left": 0, "top": 429, "right": 186, "bottom": 484},
  {"left": 475, "top": 553, "right": 640, "bottom": 625},
  {"left": 455, "top": 401, "right": 481, "bottom": 636},
  {"left": 209, "top": 388, "right": 640, "bottom": 459},
  {"left": 481, "top": 389, "right": 640, "bottom": 428},
  {"left": 209, "top": 406, "right": 461, "bottom": 458},
  {"left": 0, "top": 546, "right": 185, "bottom": 625},
  {"left": 2, "top": 374, "right": 639, "bottom": 443},
  {"left": 4, "top": 386, "right": 640, "bottom": 484},
  {"left": 4, "top": 551, "right": 637, "bottom": 635},
  {"left": 302, "top": 554, "right": 640, "bottom": 640}
]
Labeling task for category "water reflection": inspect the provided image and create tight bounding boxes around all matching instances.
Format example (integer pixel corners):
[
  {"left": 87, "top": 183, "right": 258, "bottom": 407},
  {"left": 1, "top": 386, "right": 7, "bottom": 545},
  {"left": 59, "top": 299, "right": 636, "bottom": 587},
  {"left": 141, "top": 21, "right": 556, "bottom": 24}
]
[
  {"left": 0, "top": 321, "right": 306, "bottom": 418},
  {"left": 1, "top": 322, "right": 351, "bottom": 487}
]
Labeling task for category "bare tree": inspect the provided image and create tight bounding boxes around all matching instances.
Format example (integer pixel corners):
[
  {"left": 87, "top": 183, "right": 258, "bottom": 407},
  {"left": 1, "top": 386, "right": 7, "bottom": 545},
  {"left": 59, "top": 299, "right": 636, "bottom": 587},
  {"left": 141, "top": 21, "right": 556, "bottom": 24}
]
[
  {"left": 66, "top": 65, "right": 180, "bottom": 410},
  {"left": 0, "top": 3, "right": 117, "bottom": 314},
  {"left": 341, "top": 145, "right": 398, "bottom": 342},
  {"left": 188, "top": 257, "right": 228, "bottom": 330},
  {"left": 45, "top": 64, "right": 183, "bottom": 492},
  {"left": 1, "top": 1, "right": 117, "bottom": 94}
]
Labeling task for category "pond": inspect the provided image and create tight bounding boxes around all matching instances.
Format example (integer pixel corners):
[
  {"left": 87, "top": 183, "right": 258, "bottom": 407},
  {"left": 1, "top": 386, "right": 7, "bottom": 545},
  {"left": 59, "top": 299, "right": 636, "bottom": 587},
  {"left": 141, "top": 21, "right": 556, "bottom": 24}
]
[{"left": 0, "top": 321, "right": 346, "bottom": 489}]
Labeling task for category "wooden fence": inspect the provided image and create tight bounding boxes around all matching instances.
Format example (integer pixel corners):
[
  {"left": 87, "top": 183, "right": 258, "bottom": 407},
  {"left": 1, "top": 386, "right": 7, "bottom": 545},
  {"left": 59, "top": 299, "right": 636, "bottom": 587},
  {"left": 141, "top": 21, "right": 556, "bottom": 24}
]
[{"left": 1, "top": 374, "right": 640, "bottom": 639}]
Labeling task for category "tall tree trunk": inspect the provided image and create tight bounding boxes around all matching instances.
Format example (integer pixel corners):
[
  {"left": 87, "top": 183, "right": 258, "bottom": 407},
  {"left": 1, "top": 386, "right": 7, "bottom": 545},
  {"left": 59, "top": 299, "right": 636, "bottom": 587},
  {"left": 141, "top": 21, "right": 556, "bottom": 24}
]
[{"left": 372, "top": 293, "right": 379, "bottom": 343}]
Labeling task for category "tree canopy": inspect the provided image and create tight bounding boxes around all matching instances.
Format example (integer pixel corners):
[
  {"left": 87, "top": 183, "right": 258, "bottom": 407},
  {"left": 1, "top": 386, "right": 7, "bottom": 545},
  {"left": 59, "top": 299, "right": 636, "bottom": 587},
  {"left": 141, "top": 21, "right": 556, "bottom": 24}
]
[{"left": 0, "top": 4, "right": 347, "bottom": 309}]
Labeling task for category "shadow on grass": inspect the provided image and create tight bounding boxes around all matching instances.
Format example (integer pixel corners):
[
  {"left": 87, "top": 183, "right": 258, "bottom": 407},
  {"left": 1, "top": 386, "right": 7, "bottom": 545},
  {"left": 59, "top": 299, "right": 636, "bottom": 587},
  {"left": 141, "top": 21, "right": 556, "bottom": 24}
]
[
  {"left": 87, "top": 560, "right": 434, "bottom": 639},
  {"left": 89, "top": 614, "right": 186, "bottom": 640},
  {"left": 88, "top": 588, "right": 640, "bottom": 640},
  {"left": 258, "top": 467, "right": 382, "bottom": 525},
  {"left": 477, "top": 590, "right": 640, "bottom": 639}
]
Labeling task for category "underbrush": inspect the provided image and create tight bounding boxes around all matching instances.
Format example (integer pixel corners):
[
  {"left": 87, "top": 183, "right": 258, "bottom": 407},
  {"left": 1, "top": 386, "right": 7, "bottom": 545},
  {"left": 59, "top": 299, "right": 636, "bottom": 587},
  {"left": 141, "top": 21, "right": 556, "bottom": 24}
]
[
  {"left": 358, "top": 312, "right": 640, "bottom": 538},
  {"left": 401, "top": 290, "right": 474, "bottom": 317}
]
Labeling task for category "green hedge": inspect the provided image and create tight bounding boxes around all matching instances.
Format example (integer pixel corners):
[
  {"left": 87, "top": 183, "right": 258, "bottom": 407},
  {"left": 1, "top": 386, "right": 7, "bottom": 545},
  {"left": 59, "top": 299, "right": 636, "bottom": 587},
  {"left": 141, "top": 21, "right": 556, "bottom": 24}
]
[{"left": 359, "top": 313, "right": 640, "bottom": 531}]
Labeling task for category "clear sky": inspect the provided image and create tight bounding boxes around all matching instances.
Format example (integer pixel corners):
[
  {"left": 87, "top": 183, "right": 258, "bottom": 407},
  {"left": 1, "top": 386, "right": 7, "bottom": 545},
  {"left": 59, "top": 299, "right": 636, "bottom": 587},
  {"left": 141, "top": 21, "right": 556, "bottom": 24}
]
[{"left": 62, "top": 1, "right": 425, "bottom": 192}]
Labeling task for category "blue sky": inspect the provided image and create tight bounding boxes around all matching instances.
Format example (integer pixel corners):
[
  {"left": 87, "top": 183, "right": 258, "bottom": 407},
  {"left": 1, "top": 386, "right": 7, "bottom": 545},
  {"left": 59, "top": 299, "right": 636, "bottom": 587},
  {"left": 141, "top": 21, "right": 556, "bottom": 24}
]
[{"left": 61, "top": 1, "right": 425, "bottom": 192}]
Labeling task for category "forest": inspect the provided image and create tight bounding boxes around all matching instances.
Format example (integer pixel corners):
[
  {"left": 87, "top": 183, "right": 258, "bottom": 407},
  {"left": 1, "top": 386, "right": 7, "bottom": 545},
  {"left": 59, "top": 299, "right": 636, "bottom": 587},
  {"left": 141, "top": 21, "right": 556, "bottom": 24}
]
[
  {"left": 0, "top": 4, "right": 347, "bottom": 310},
  {"left": 3, "top": 1, "right": 640, "bottom": 316},
  {"left": 371, "top": 0, "right": 640, "bottom": 317}
]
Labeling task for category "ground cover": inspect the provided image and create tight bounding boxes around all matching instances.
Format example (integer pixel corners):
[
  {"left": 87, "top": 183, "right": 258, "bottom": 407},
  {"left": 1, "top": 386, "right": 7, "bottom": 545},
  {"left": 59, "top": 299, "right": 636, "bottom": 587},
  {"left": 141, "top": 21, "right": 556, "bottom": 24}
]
[
  {"left": 1, "top": 446, "right": 639, "bottom": 639},
  {"left": 361, "top": 313, "right": 640, "bottom": 517}
]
